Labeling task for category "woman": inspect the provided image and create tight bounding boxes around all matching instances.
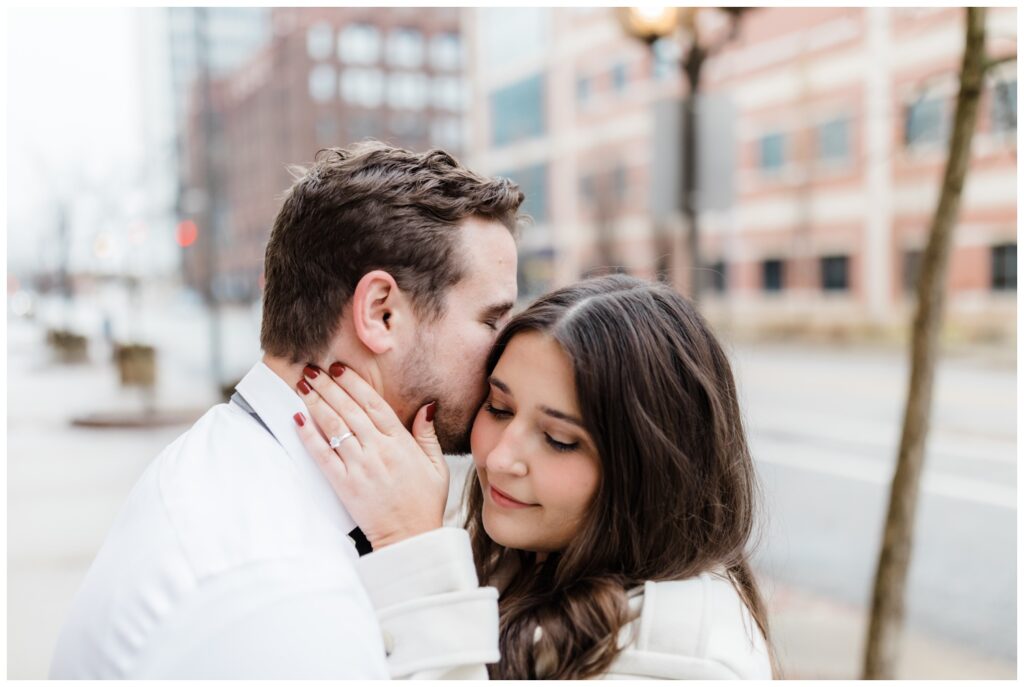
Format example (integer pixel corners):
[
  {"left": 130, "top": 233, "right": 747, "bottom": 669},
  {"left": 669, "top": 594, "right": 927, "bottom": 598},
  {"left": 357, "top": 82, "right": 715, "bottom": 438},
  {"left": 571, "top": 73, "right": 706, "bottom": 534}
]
[{"left": 293, "top": 275, "right": 776, "bottom": 679}]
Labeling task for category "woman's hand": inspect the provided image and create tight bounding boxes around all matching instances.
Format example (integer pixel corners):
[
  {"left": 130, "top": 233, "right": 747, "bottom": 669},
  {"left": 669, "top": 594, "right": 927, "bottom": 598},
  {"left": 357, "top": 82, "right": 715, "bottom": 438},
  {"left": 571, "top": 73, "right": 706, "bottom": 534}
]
[{"left": 291, "top": 363, "right": 449, "bottom": 550}]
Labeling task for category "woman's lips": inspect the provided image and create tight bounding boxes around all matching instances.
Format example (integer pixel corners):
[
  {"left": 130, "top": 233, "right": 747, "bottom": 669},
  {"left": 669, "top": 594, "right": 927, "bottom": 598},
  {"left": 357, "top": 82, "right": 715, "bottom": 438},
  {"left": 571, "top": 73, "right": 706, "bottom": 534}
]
[{"left": 489, "top": 485, "right": 535, "bottom": 509}]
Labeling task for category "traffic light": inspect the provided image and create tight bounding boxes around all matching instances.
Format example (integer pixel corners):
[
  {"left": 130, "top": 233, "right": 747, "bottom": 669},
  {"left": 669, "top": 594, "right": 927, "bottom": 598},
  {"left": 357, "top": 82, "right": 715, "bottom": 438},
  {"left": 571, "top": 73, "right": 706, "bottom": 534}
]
[{"left": 176, "top": 220, "right": 198, "bottom": 248}]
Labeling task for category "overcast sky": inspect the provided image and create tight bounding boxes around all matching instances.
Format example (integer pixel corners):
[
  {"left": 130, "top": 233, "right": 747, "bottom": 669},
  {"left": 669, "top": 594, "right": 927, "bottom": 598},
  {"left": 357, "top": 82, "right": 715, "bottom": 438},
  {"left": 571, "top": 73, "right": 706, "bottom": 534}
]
[{"left": 8, "top": 7, "right": 144, "bottom": 273}]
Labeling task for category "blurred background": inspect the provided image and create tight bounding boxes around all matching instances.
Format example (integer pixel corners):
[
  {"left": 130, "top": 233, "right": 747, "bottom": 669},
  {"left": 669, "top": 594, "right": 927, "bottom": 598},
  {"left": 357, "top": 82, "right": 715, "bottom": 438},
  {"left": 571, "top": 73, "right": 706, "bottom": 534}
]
[{"left": 6, "top": 6, "right": 1017, "bottom": 679}]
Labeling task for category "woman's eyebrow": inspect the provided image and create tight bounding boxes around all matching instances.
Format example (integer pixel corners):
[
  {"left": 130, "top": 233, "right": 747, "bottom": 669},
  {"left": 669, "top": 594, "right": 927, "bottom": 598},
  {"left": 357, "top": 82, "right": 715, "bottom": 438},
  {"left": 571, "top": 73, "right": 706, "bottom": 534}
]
[
  {"left": 488, "top": 376, "right": 512, "bottom": 394},
  {"left": 489, "top": 377, "right": 586, "bottom": 428},
  {"left": 539, "top": 406, "right": 584, "bottom": 428}
]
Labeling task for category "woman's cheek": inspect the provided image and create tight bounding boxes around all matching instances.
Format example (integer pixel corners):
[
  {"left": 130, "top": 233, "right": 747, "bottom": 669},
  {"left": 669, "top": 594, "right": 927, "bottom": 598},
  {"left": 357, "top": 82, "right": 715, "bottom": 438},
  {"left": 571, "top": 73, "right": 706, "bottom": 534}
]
[
  {"left": 470, "top": 411, "right": 494, "bottom": 469},
  {"left": 546, "top": 456, "right": 600, "bottom": 517}
]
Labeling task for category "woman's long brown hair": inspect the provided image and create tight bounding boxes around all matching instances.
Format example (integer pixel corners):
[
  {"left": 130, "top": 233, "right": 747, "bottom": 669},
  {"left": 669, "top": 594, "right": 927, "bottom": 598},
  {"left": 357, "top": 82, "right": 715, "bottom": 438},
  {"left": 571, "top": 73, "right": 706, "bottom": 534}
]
[{"left": 465, "top": 275, "right": 778, "bottom": 679}]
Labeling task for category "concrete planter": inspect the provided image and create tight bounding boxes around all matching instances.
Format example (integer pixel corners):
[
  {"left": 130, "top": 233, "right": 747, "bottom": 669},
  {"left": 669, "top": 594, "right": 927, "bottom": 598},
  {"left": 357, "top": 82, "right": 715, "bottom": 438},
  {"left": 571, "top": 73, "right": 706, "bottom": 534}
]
[
  {"left": 46, "top": 329, "right": 89, "bottom": 364},
  {"left": 115, "top": 343, "right": 156, "bottom": 388}
]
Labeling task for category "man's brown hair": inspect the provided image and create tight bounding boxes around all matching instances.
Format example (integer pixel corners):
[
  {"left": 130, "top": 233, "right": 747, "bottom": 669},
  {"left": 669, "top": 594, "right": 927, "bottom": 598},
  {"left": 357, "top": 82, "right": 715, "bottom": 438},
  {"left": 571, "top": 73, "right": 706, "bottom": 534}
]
[{"left": 260, "top": 141, "right": 524, "bottom": 363}]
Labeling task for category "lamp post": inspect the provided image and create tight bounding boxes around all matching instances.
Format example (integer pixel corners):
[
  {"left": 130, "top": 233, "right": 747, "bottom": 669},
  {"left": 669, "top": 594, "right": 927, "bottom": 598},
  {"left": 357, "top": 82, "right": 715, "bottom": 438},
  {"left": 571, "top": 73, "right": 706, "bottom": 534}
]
[
  {"left": 194, "top": 7, "right": 225, "bottom": 392},
  {"left": 619, "top": 7, "right": 745, "bottom": 304}
]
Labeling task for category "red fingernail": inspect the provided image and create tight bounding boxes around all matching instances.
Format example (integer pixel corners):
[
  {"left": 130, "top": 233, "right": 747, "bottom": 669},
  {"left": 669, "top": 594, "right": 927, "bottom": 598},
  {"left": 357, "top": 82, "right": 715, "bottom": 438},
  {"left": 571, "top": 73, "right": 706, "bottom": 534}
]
[
  {"left": 293, "top": 412, "right": 306, "bottom": 427},
  {"left": 425, "top": 402, "right": 437, "bottom": 423},
  {"left": 298, "top": 379, "right": 311, "bottom": 395},
  {"left": 303, "top": 365, "right": 319, "bottom": 379},
  {"left": 329, "top": 362, "right": 345, "bottom": 378}
]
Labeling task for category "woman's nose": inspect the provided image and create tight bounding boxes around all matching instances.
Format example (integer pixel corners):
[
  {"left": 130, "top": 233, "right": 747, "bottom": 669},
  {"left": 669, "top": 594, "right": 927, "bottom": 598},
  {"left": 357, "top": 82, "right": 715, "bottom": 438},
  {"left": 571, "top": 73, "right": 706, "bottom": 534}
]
[{"left": 486, "top": 426, "right": 528, "bottom": 477}]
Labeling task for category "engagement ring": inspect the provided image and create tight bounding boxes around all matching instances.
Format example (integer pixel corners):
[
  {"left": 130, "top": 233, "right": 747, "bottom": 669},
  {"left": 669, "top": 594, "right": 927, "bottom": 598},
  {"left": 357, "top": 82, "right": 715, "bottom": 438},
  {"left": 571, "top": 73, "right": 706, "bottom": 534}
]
[{"left": 329, "top": 432, "right": 355, "bottom": 449}]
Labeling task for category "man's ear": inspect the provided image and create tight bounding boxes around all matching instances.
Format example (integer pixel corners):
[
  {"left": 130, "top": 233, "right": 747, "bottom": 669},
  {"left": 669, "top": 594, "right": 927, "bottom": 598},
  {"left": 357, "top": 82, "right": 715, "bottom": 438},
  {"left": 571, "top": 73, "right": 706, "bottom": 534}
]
[{"left": 351, "top": 270, "right": 406, "bottom": 355}]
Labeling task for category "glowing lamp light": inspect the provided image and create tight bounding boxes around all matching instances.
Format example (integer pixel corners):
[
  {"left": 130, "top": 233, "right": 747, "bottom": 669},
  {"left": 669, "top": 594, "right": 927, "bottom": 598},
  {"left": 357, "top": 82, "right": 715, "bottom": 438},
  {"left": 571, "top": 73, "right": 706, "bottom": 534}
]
[
  {"left": 176, "top": 220, "right": 199, "bottom": 248},
  {"left": 618, "top": 6, "right": 679, "bottom": 43},
  {"left": 636, "top": 6, "right": 673, "bottom": 22}
]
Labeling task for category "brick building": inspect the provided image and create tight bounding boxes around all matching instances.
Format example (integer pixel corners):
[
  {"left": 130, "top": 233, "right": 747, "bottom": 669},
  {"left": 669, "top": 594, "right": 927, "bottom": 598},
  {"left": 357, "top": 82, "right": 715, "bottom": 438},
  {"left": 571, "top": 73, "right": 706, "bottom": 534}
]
[
  {"left": 182, "top": 7, "right": 466, "bottom": 301},
  {"left": 462, "top": 7, "right": 1016, "bottom": 339}
]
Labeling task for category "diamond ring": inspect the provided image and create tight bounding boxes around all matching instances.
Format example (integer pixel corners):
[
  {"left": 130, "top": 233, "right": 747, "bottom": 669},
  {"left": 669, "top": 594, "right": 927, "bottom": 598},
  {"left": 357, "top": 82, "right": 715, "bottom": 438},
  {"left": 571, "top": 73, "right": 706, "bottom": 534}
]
[{"left": 329, "top": 431, "right": 355, "bottom": 449}]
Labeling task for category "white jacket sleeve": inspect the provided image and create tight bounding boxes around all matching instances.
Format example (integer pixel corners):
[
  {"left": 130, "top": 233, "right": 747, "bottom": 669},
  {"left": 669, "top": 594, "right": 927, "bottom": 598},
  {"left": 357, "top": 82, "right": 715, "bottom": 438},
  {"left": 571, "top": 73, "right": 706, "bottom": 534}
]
[
  {"left": 607, "top": 577, "right": 773, "bottom": 680},
  {"left": 125, "top": 553, "right": 392, "bottom": 679},
  {"left": 354, "top": 526, "right": 498, "bottom": 679}
]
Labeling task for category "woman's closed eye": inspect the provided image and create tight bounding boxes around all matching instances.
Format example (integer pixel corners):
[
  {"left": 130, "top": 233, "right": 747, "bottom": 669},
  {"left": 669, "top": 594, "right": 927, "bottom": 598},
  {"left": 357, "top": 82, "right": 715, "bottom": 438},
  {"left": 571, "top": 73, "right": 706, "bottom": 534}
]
[
  {"left": 484, "top": 402, "right": 513, "bottom": 419},
  {"left": 545, "top": 434, "right": 579, "bottom": 453},
  {"left": 484, "top": 398, "right": 582, "bottom": 452}
]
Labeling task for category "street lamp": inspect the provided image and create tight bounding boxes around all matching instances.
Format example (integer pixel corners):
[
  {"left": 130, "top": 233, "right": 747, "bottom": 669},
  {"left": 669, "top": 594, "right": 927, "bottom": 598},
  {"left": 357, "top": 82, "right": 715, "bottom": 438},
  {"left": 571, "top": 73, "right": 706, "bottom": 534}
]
[
  {"left": 618, "top": 6, "right": 679, "bottom": 44},
  {"left": 619, "top": 6, "right": 745, "bottom": 304}
]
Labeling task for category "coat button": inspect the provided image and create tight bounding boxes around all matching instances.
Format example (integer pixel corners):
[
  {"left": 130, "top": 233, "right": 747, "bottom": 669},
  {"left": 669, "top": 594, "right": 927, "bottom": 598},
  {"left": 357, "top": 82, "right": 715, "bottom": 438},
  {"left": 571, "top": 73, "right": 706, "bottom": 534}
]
[{"left": 382, "top": 630, "right": 395, "bottom": 656}]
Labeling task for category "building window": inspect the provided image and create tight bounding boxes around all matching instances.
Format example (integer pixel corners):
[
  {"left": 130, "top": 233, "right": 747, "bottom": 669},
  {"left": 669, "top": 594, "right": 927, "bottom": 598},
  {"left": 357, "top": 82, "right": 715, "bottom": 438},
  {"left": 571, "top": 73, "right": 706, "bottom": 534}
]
[
  {"left": 308, "top": 64, "right": 336, "bottom": 102},
  {"left": 651, "top": 37, "right": 678, "bottom": 80},
  {"left": 758, "top": 132, "right": 785, "bottom": 172},
  {"left": 432, "top": 76, "right": 465, "bottom": 111},
  {"left": 490, "top": 74, "right": 545, "bottom": 146},
  {"left": 387, "top": 28, "right": 424, "bottom": 68},
  {"left": 992, "top": 78, "right": 1017, "bottom": 134},
  {"left": 306, "top": 22, "right": 334, "bottom": 61},
  {"left": 387, "top": 71, "right": 428, "bottom": 110},
  {"left": 579, "top": 174, "right": 595, "bottom": 202},
  {"left": 612, "top": 164, "right": 627, "bottom": 202},
  {"left": 611, "top": 62, "right": 628, "bottom": 93},
  {"left": 821, "top": 255, "right": 850, "bottom": 291},
  {"left": 429, "top": 32, "right": 462, "bottom": 71},
  {"left": 500, "top": 163, "right": 549, "bottom": 222},
  {"left": 480, "top": 7, "right": 549, "bottom": 68},
  {"left": 315, "top": 115, "right": 337, "bottom": 145},
  {"left": 817, "top": 117, "right": 850, "bottom": 162},
  {"left": 349, "top": 113, "right": 379, "bottom": 141},
  {"left": 904, "top": 96, "right": 945, "bottom": 148},
  {"left": 762, "top": 259, "right": 784, "bottom": 292},
  {"left": 339, "top": 23, "right": 380, "bottom": 64},
  {"left": 706, "top": 260, "right": 727, "bottom": 293},
  {"left": 576, "top": 76, "right": 589, "bottom": 104},
  {"left": 992, "top": 243, "right": 1016, "bottom": 291},
  {"left": 390, "top": 112, "right": 428, "bottom": 139},
  {"left": 903, "top": 249, "right": 922, "bottom": 293},
  {"left": 341, "top": 68, "right": 384, "bottom": 108},
  {"left": 430, "top": 117, "right": 462, "bottom": 150}
]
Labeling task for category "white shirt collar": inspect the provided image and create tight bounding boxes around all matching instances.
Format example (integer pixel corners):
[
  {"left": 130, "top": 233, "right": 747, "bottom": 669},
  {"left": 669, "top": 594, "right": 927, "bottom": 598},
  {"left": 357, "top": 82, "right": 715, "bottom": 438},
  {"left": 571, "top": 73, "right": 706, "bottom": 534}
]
[{"left": 235, "top": 361, "right": 356, "bottom": 534}]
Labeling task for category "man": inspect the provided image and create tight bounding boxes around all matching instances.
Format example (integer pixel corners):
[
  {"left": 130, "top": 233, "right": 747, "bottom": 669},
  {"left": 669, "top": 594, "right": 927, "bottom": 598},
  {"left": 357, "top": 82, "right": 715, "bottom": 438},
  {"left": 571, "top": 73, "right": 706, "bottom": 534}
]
[{"left": 50, "top": 143, "right": 522, "bottom": 678}]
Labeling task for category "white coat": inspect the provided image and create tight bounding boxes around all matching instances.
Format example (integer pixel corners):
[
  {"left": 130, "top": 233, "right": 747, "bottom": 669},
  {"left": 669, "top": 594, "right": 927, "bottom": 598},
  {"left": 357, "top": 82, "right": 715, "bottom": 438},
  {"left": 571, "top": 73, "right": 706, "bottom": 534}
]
[
  {"left": 356, "top": 456, "right": 773, "bottom": 679},
  {"left": 49, "top": 363, "right": 498, "bottom": 679}
]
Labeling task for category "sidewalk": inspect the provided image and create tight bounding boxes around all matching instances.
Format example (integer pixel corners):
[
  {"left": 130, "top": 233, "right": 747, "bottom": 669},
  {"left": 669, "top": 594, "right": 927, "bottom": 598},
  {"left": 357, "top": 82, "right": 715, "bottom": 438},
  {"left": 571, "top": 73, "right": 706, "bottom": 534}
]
[
  {"left": 6, "top": 315, "right": 1016, "bottom": 679},
  {"left": 765, "top": 580, "right": 1016, "bottom": 679},
  {"left": 7, "top": 317, "right": 218, "bottom": 679}
]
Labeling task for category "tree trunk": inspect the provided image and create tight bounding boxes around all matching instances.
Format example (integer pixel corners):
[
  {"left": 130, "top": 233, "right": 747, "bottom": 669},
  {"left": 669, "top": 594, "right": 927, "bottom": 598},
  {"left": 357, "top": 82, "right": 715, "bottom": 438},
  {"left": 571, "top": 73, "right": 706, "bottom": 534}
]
[{"left": 862, "top": 8, "right": 988, "bottom": 679}]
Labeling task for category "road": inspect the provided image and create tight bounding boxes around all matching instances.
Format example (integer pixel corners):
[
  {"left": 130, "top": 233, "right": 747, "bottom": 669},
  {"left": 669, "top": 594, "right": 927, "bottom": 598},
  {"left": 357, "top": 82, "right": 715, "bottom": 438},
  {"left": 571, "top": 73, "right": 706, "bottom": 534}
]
[{"left": 733, "top": 341, "right": 1016, "bottom": 661}]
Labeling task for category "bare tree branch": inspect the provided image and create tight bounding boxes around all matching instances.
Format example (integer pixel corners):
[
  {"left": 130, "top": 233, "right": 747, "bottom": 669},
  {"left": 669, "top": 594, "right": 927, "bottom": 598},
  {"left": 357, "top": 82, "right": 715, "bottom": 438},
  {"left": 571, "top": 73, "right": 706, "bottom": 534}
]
[{"left": 985, "top": 53, "right": 1017, "bottom": 70}]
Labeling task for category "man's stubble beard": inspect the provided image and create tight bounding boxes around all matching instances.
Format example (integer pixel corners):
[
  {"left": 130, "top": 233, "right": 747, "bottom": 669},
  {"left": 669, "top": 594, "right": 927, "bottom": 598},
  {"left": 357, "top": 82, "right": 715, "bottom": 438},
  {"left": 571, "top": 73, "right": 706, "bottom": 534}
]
[{"left": 398, "top": 342, "right": 478, "bottom": 455}]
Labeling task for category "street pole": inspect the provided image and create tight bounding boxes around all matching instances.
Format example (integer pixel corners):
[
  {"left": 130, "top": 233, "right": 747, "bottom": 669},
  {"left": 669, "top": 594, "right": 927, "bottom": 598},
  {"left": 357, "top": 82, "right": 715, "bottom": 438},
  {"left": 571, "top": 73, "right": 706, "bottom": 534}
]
[
  {"left": 195, "top": 7, "right": 224, "bottom": 390},
  {"left": 681, "top": 44, "right": 706, "bottom": 305},
  {"left": 56, "top": 201, "right": 72, "bottom": 328},
  {"left": 619, "top": 7, "right": 746, "bottom": 304}
]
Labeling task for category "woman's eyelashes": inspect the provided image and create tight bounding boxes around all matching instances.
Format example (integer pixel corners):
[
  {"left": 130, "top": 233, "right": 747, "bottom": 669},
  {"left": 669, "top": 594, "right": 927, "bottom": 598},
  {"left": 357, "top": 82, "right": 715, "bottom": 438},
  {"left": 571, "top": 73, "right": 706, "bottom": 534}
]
[
  {"left": 484, "top": 397, "right": 582, "bottom": 453},
  {"left": 484, "top": 402, "right": 513, "bottom": 419},
  {"left": 545, "top": 434, "right": 580, "bottom": 453}
]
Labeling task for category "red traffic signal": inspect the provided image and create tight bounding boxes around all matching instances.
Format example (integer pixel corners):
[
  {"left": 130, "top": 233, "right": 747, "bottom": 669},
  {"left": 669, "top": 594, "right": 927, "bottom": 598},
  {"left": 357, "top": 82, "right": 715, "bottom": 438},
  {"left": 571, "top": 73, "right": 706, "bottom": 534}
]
[{"left": 176, "top": 220, "right": 198, "bottom": 248}]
